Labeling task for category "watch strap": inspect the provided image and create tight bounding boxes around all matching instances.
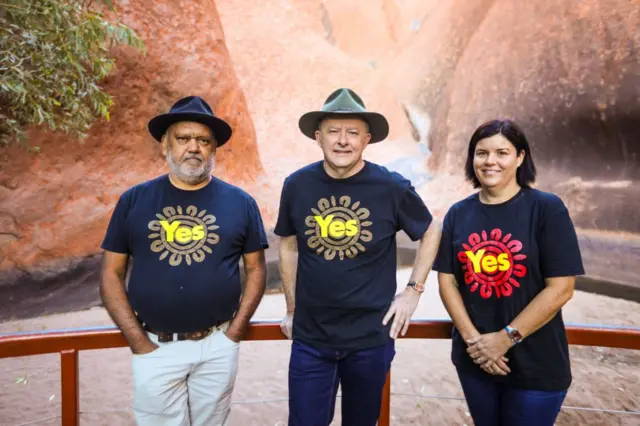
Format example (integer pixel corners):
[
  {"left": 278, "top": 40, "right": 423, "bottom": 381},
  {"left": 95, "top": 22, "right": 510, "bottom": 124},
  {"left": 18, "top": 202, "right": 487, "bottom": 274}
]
[{"left": 407, "top": 280, "right": 425, "bottom": 293}]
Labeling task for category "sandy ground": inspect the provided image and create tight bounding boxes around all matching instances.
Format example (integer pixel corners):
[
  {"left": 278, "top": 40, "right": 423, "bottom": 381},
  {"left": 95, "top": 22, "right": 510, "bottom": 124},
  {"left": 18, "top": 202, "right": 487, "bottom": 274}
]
[{"left": 1, "top": 269, "right": 639, "bottom": 426}]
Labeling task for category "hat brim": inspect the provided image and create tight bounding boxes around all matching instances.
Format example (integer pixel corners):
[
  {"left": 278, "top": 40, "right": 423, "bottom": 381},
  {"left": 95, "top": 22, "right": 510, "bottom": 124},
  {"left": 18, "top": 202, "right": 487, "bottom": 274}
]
[
  {"left": 148, "top": 112, "right": 233, "bottom": 147},
  {"left": 298, "top": 111, "right": 389, "bottom": 143}
]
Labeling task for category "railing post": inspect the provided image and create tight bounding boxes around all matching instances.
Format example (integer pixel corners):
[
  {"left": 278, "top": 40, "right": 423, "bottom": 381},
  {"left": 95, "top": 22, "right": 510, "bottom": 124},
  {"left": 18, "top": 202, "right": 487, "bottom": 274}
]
[
  {"left": 378, "top": 369, "right": 391, "bottom": 426},
  {"left": 60, "top": 349, "right": 79, "bottom": 426}
]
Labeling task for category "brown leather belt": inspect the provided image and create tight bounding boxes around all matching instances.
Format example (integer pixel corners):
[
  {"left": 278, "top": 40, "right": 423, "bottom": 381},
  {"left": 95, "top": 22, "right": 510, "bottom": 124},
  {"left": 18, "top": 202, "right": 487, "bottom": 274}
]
[{"left": 143, "top": 320, "right": 228, "bottom": 343}]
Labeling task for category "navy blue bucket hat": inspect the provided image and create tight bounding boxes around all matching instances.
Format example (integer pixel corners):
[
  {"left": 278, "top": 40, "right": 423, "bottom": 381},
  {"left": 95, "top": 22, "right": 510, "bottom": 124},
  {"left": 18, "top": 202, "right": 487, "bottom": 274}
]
[{"left": 148, "top": 96, "right": 233, "bottom": 147}]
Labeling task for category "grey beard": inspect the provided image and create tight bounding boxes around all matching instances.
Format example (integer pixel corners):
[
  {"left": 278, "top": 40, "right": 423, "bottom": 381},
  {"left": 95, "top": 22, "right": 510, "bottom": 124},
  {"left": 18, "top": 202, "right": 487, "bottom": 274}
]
[{"left": 167, "top": 150, "right": 214, "bottom": 185}]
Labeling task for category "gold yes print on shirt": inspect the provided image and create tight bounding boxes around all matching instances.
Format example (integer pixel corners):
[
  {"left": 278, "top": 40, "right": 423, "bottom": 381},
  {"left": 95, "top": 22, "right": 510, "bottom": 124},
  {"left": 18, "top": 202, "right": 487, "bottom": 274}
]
[
  {"left": 148, "top": 205, "right": 220, "bottom": 266},
  {"left": 305, "top": 195, "right": 373, "bottom": 261}
]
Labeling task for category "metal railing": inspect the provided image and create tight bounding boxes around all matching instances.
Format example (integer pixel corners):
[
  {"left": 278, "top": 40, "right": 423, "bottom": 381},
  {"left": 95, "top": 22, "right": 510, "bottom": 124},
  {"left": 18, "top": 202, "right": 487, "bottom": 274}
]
[{"left": 1, "top": 319, "right": 639, "bottom": 426}]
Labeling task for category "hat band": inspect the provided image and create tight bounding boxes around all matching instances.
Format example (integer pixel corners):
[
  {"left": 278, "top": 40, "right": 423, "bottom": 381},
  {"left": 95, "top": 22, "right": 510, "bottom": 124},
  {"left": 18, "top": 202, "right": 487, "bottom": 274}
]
[{"left": 326, "top": 108, "right": 364, "bottom": 113}]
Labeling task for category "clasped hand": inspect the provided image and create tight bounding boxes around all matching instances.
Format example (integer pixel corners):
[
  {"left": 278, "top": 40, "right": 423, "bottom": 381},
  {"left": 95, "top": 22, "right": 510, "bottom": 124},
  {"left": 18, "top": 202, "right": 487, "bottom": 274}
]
[{"left": 466, "top": 331, "right": 514, "bottom": 376}]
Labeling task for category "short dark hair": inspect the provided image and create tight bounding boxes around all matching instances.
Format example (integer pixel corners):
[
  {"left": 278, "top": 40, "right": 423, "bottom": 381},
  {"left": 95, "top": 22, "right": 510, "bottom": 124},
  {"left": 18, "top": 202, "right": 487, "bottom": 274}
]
[{"left": 464, "top": 119, "right": 537, "bottom": 188}]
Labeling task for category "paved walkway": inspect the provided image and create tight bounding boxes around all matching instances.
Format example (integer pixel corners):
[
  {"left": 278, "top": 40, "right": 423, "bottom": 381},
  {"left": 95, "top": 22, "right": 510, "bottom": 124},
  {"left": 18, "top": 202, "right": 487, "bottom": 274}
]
[{"left": 1, "top": 269, "right": 639, "bottom": 425}]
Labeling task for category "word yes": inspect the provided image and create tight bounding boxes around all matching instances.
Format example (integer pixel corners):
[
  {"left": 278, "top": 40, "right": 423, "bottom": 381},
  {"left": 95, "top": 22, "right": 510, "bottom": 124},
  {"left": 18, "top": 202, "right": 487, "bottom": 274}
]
[
  {"left": 465, "top": 249, "right": 510, "bottom": 273},
  {"left": 314, "top": 215, "right": 358, "bottom": 238},
  {"left": 160, "top": 220, "right": 204, "bottom": 243}
]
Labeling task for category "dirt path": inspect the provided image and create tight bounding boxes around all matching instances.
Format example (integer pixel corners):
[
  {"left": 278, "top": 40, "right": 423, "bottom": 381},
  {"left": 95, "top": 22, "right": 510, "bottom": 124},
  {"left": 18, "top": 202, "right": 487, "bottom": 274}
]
[{"left": 1, "top": 269, "right": 639, "bottom": 425}]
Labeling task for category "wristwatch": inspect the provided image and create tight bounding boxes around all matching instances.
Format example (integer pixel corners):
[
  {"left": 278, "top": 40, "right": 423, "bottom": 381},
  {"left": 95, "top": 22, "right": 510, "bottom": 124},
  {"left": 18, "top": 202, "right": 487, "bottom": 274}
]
[
  {"left": 505, "top": 325, "right": 523, "bottom": 345},
  {"left": 407, "top": 280, "right": 425, "bottom": 293}
]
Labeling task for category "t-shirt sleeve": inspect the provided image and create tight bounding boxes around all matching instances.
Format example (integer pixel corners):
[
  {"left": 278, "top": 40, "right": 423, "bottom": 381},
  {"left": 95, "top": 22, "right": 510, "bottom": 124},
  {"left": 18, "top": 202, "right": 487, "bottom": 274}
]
[
  {"left": 432, "top": 208, "right": 454, "bottom": 273},
  {"left": 274, "top": 177, "right": 295, "bottom": 237},
  {"left": 539, "top": 197, "right": 585, "bottom": 278},
  {"left": 100, "top": 191, "right": 132, "bottom": 254},
  {"left": 243, "top": 197, "right": 270, "bottom": 253},
  {"left": 397, "top": 183, "right": 433, "bottom": 241}
]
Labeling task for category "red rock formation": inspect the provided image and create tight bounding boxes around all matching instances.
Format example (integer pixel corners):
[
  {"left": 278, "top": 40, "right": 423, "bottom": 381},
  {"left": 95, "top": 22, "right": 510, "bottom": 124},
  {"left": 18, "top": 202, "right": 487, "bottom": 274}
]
[
  {"left": 215, "top": 0, "right": 427, "bottom": 215},
  {"left": 378, "top": 0, "right": 497, "bottom": 115},
  {"left": 426, "top": 0, "right": 640, "bottom": 233},
  {"left": 0, "top": 0, "right": 262, "bottom": 273},
  {"left": 0, "top": 0, "right": 638, "bottom": 294}
]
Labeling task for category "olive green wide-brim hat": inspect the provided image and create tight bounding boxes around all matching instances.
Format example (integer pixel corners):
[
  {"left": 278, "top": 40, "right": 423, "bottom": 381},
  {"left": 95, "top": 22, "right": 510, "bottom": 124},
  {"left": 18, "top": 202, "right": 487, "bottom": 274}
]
[{"left": 298, "top": 88, "right": 389, "bottom": 143}]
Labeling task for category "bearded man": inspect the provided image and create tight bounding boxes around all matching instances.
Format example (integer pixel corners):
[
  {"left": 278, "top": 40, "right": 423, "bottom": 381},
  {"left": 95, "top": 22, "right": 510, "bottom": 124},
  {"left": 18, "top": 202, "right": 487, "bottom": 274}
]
[{"left": 99, "top": 96, "right": 268, "bottom": 426}]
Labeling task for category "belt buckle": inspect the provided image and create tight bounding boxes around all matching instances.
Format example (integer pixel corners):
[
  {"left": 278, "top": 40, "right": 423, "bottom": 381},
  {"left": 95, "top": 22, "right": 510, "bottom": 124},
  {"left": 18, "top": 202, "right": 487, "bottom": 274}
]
[
  {"left": 157, "top": 332, "right": 174, "bottom": 343},
  {"left": 179, "top": 327, "right": 214, "bottom": 341}
]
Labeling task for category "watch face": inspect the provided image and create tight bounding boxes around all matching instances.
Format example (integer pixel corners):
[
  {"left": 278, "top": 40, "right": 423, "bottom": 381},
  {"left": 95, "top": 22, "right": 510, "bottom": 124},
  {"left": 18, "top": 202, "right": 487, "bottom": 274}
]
[
  {"left": 409, "top": 281, "right": 425, "bottom": 292},
  {"left": 508, "top": 328, "right": 523, "bottom": 343}
]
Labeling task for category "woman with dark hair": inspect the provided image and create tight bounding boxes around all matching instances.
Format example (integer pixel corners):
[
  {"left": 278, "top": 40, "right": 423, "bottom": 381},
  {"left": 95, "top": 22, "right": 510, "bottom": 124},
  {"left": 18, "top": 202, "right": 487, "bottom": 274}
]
[{"left": 433, "top": 119, "right": 584, "bottom": 425}]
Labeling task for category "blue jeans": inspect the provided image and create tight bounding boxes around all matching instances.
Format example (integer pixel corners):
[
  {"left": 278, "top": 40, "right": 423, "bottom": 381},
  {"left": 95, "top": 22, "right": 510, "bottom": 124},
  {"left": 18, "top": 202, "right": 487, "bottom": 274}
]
[
  {"left": 288, "top": 339, "right": 395, "bottom": 426},
  {"left": 457, "top": 369, "right": 568, "bottom": 426}
]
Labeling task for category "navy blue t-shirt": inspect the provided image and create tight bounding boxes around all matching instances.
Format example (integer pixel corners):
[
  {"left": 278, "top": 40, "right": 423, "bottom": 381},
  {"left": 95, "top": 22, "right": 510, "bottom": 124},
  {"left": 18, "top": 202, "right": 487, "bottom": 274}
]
[
  {"left": 274, "top": 161, "right": 433, "bottom": 351},
  {"left": 100, "top": 174, "right": 269, "bottom": 333},
  {"left": 432, "top": 188, "right": 584, "bottom": 391}
]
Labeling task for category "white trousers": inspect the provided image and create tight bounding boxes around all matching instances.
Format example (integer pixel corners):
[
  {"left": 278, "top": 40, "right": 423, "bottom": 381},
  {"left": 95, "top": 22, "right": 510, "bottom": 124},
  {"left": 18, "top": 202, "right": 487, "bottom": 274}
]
[{"left": 131, "top": 322, "right": 239, "bottom": 426}]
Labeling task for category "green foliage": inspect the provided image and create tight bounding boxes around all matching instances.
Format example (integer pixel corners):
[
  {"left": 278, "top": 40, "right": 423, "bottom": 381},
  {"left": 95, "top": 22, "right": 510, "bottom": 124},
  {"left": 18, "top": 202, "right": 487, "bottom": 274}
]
[{"left": 0, "top": 0, "right": 145, "bottom": 147}]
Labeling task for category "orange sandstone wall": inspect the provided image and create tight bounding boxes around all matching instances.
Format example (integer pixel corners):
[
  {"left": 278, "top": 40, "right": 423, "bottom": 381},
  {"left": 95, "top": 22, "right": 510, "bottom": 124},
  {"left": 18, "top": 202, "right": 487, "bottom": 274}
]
[
  {"left": 0, "top": 0, "right": 261, "bottom": 273},
  {"left": 0, "top": 0, "right": 638, "bottom": 291}
]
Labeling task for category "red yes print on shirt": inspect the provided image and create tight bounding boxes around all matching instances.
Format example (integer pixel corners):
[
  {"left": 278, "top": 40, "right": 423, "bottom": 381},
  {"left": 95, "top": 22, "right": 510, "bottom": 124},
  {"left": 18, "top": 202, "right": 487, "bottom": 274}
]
[{"left": 457, "top": 229, "right": 527, "bottom": 299}]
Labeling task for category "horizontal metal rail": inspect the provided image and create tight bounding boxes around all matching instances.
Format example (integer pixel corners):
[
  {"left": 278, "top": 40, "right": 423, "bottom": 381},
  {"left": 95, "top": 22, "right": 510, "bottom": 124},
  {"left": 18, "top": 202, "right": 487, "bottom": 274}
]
[{"left": 1, "top": 319, "right": 639, "bottom": 426}]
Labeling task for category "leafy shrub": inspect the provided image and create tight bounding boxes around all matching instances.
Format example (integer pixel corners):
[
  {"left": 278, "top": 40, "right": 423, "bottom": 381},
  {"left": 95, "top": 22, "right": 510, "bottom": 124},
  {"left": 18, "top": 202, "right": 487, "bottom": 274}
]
[{"left": 0, "top": 0, "right": 145, "bottom": 148}]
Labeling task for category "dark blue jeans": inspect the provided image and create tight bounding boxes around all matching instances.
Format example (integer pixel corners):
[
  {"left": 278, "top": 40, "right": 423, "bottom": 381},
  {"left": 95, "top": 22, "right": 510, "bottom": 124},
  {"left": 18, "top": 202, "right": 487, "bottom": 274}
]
[
  {"left": 288, "top": 339, "right": 395, "bottom": 426},
  {"left": 457, "top": 369, "right": 568, "bottom": 426}
]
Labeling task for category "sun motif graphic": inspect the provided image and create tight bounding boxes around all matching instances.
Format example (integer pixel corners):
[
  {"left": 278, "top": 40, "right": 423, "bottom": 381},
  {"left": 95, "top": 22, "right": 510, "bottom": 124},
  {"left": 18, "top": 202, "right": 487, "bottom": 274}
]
[
  {"left": 148, "top": 205, "right": 220, "bottom": 267},
  {"left": 305, "top": 195, "right": 373, "bottom": 261},
  {"left": 457, "top": 229, "right": 527, "bottom": 299}
]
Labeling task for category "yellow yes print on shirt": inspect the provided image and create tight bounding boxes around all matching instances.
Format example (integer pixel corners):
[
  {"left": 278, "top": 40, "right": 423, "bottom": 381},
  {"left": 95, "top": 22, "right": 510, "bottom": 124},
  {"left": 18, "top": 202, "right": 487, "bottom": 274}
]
[
  {"left": 305, "top": 195, "right": 373, "bottom": 261},
  {"left": 457, "top": 229, "right": 527, "bottom": 299},
  {"left": 148, "top": 205, "right": 220, "bottom": 266}
]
